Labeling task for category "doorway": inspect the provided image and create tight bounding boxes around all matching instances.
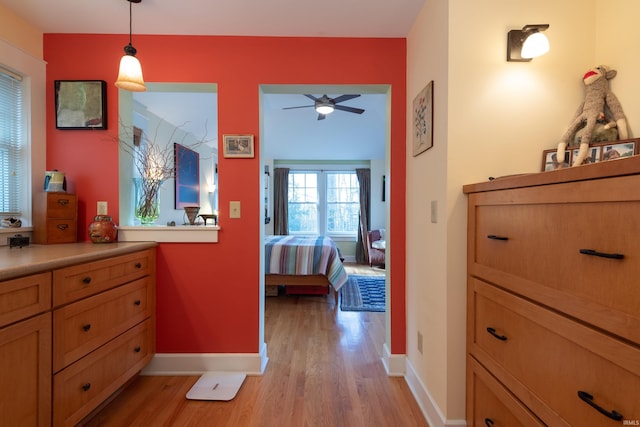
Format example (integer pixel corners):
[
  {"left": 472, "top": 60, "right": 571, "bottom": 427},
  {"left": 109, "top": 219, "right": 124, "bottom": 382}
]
[{"left": 258, "top": 84, "right": 391, "bottom": 357}]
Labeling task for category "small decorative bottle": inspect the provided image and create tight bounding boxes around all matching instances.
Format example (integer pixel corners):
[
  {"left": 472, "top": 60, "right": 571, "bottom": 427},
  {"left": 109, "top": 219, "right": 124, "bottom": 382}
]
[{"left": 88, "top": 215, "right": 118, "bottom": 243}]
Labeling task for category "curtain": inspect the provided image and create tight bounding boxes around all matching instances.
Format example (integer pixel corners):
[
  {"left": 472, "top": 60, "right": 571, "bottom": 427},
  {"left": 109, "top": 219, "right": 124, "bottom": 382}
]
[
  {"left": 355, "top": 168, "right": 371, "bottom": 264},
  {"left": 273, "top": 168, "right": 290, "bottom": 235}
]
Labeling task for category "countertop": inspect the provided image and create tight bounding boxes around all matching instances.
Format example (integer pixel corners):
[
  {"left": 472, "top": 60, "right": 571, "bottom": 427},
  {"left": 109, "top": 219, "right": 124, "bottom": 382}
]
[{"left": 0, "top": 242, "right": 158, "bottom": 282}]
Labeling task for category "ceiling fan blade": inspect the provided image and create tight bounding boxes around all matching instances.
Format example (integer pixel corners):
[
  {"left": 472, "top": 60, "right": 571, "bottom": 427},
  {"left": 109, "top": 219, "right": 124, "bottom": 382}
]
[
  {"left": 304, "top": 94, "right": 320, "bottom": 102},
  {"left": 282, "top": 105, "right": 314, "bottom": 110},
  {"left": 334, "top": 105, "right": 365, "bottom": 114},
  {"left": 332, "top": 94, "right": 360, "bottom": 104},
  {"left": 317, "top": 113, "right": 326, "bottom": 120}
]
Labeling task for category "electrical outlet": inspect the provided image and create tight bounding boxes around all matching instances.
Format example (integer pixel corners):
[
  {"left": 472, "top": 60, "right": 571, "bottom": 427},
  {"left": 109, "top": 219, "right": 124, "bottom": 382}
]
[
  {"left": 229, "top": 201, "right": 241, "bottom": 218},
  {"left": 417, "top": 331, "right": 423, "bottom": 354},
  {"left": 97, "top": 201, "right": 108, "bottom": 215}
]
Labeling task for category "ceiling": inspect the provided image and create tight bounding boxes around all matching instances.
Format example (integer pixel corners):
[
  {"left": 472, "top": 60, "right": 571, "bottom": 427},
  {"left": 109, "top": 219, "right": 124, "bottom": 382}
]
[
  {"left": 1, "top": 0, "right": 421, "bottom": 161},
  {"left": 0, "top": 0, "right": 424, "bottom": 38}
]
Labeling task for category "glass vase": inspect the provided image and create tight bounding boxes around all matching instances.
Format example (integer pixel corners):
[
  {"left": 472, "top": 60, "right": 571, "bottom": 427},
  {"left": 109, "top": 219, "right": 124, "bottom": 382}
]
[{"left": 133, "top": 177, "right": 163, "bottom": 225}]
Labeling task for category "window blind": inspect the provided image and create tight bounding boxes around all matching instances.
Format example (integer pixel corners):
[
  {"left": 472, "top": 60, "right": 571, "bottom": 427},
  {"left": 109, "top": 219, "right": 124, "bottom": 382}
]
[{"left": 0, "top": 66, "right": 23, "bottom": 214}]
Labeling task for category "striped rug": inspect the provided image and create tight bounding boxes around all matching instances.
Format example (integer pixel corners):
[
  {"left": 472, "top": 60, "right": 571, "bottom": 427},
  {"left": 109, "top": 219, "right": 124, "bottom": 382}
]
[{"left": 340, "top": 275, "right": 386, "bottom": 312}]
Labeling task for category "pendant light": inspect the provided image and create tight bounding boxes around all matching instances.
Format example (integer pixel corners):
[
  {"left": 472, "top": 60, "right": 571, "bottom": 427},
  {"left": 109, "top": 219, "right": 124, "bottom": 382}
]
[{"left": 115, "top": 0, "right": 146, "bottom": 92}]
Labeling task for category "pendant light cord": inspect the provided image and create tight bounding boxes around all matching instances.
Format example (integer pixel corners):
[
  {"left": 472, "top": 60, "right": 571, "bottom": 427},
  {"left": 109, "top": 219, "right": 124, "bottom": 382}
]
[{"left": 128, "top": 0, "right": 133, "bottom": 46}]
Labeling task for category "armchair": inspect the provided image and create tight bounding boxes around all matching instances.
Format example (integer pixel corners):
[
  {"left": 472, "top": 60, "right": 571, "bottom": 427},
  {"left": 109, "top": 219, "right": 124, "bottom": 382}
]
[{"left": 367, "top": 229, "right": 386, "bottom": 267}]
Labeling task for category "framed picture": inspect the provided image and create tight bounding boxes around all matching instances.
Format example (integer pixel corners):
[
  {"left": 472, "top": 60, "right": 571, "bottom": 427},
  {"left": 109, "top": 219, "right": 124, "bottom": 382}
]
[
  {"left": 541, "top": 138, "right": 640, "bottom": 171},
  {"left": 571, "top": 145, "right": 601, "bottom": 166},
  {"left": 54, "top": 80, "right": 107, "bottom": 129},
  {"left": 541, "top": 149, "right": 570, "bottom": 171},
  {"left": 412, "top": 80, "right": 434, "bottom": 156},
  {"left": 223, "top": 134, "right": 254, "bottom": 158},
  {"left": 601, "top": 139, "right": 639, "bottom": 161},
  {"left": 174, "top": 143, "right": 200, "bottom": 209}
]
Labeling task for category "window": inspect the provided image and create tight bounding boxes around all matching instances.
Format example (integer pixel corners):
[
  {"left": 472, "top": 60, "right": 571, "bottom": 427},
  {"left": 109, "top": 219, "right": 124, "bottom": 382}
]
[
  {"left": 288, "top": 172, "right": 319, "bottom": 234},
  {"left": 288, "top": 170, "right": 359, "bottom": 237},
  {"left": 0, "top": 67, "right": 23, "bottom": 215}
]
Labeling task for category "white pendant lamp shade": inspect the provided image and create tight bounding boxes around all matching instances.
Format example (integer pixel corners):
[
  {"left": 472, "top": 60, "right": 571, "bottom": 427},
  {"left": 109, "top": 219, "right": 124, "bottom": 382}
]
[
  {"left": 521, "top": 32, "right": 550, "bottom": 59},
  {"left": 115, "top": 0, "right": 146, "bottom": 92},
  {"left": 115, "top": 51, "right": 146, "bottom": 92}
]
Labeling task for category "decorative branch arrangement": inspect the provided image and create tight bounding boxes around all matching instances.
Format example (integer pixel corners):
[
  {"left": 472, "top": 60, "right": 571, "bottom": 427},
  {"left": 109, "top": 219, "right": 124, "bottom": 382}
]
[{"left": 116, "top": 119, "right": 213, "bottom": 223}]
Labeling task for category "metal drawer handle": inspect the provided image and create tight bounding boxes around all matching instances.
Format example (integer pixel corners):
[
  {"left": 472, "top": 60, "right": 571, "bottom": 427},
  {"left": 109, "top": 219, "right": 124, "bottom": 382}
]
[
  {"left": 82, "top": 383, "right": 91, "bottom": 392},
  {"left": 82, "top": 324, "right": 91, "bottom": 332},
  {"left": 579, "top": 249, "right": 624, "bottom": 260},
  {"left": 82, "top": 277, "right": 92, "bottom": 284},
  {"left": 487, "top": 235, "right": 509, "bottom": 241},
  {"left": 134, "top": 299, "right": 141, "bottom": 306},
  {"left": 135, "top": 262, "right": 142, "bottom": 268},
  {"left": 57, "top": 224, "right": 69, "bottom": 230},
  {"left": 577, "top": 391, "right": 623, "bottom": 421},
  {"left": 57, "top": 199, "right": 69, "bottom": 205},
  {"left": 134, "top": 346, "right": 142, "bottom": 353},
  {"left": 484, "top": 419, "right": 494, "bottom": 427},
  {"left": 486, "top": 327, "right": 507, "bottom": 341}
]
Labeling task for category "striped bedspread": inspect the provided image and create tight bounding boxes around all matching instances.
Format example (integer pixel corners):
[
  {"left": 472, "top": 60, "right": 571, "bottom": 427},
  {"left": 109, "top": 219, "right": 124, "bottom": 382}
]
[{"left": 265, "top": 235, "right": 349, "bottom": 290}]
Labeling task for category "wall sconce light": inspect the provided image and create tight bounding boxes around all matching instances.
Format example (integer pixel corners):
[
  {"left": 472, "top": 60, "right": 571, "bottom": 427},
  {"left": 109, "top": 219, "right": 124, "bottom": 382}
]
[
  {"left": 314, "top": 96, "right": 335, "bottom": 115},
  {"left": 115, "top": 0, "right": 146, "bottom": 92},
  {"left": 507, "top": 24, "right": 550, "bottom": 62}
]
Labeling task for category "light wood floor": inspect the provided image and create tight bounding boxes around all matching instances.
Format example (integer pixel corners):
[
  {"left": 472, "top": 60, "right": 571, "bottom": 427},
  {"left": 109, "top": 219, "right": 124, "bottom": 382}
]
[{"left": 83, "top": 264, "right": 428, "bottom": 426}]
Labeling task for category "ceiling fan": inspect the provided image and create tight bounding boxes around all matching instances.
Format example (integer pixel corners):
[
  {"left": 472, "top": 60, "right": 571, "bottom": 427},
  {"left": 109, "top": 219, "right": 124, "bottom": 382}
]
[{"left": 283, "top": 94, "right": 365, "bottom": 120}]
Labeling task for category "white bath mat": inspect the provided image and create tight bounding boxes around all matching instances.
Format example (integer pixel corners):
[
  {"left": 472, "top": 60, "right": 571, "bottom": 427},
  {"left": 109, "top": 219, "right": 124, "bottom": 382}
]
[{"left": 186, "top": 372, "right": 246, "bottom": 401}]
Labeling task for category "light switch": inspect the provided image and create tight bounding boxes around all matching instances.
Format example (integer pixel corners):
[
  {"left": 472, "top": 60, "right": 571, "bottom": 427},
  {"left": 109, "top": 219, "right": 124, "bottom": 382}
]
[
  {"left": 230, "top": 201, "right": 241, "bottom": 218},
  {"left": 430, "top": 200, "right": 437, "bottom": 223}
]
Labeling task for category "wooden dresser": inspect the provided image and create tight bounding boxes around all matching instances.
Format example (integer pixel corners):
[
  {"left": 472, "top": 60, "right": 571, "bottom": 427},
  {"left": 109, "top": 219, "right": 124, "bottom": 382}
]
[
  {"left": 0, "top": 243, "right": 156, "bottom": 427},
  {"left": 33, "top": 192, "right": 78, "bottom": 244},
  {"left": 464, "top": 157, "right": 640, "bottom": 426}
]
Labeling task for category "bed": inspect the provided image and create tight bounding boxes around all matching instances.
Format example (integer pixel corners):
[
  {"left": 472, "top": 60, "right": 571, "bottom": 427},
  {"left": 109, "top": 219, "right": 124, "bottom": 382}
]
[{"left": 265, "top": 235, "right": 349, "bottom": 302}]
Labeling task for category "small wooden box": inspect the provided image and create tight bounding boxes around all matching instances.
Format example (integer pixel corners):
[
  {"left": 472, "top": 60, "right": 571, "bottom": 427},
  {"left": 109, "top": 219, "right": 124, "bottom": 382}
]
[{"left": 33, "top": 192, "right": 77, "bottom": 244}]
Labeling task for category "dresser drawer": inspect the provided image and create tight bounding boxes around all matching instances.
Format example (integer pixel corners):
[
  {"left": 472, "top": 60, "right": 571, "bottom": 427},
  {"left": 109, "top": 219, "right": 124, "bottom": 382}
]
[
  {"left": 53, "top": 319, "right": 153, "bottom": 427},
  {"left": 53, "top": 249, "right": 154, "bottom": 306},
  {"left": 470, "top": 199, "right": 640, "bottom": 344},
  {"left": 467, "top": 355, "right": 543, "bottom": 427},
  {"left": 0, "top": 272, "right": 51, "bottom": 328},
  {"left": 53, "top": 277, "right": 152, "bottom": 372},
  {"left": 46, "top": 192, "right": 77, "bottom": 218},
  {"left": 469, "top": 278, "right": 640, "bottom": 426}
]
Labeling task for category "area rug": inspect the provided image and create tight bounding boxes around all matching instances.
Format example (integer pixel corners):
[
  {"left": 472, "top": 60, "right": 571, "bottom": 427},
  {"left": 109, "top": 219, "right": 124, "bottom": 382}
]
[{"left": 340, "top": 275, "right": 386, "bottom": 312}]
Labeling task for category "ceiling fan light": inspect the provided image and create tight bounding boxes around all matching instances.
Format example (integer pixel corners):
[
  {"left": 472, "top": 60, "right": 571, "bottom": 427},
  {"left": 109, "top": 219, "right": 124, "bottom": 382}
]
[{"left": 315, "top": 104, "right": 334, "bottom": 115}]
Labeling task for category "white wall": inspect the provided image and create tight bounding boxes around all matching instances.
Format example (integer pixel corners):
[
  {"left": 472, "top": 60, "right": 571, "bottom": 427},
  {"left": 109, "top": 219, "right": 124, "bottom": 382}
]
[{"left": 404, "top": 0, "right": 640, "bottom": 424}]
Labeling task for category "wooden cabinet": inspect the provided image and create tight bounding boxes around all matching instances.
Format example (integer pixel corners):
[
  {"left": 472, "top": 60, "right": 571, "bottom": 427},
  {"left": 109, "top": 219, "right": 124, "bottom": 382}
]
[
  {"left": 52, "top": 248, "right": 156, "bottom": 426},
  {"left": 464, "top": 158, "right": 640, "bottom": 426},
  {"left": 0, "top": 274, "right": 52, "bottom": 426},
  {"left": 33, "top": 192, "right": 78, "bottom": 244},
  {"left": 0, "top": 245, "right": 155, "bottom": 427}
]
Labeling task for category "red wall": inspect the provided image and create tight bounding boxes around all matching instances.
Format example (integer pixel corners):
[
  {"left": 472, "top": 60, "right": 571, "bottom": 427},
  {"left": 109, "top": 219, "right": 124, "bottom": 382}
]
[{"left": 44, "top": 34, "right": 407, "bottom": 354}]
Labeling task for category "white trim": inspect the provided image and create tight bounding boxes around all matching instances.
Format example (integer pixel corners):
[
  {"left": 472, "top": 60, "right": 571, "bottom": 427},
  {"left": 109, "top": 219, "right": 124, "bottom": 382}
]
[
  {"left": 405, "top": 358, "right": 467, "bottom": 427},
  {"left": 118, "top": 225, "right": 220, "bottom": 243},
  {"left": 141, "top": 343, "right": 269, "bottom": 376},
  {"left": 381, "top": 342, "right": 406, "bottom": 376}
]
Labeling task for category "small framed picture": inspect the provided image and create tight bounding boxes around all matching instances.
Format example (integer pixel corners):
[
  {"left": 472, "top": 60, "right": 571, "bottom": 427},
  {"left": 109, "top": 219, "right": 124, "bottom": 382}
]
[
  {"left": 54, "top": 80, "right": 107, "bottom": 129},
  {"left": 541, "top": 149, "right": 570, "bottom": 171},
  {"left": 223, "top": 134, "right": 254, "bottom": 158},
  {"left": 601, "top": 139, "right": 638, "bottom": 161},
  {"left": 571, "top": 145, "right": 602, "bottom": 166},
  {"left": 412, "top": 80, "right": 434, "bottom": 156}
]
